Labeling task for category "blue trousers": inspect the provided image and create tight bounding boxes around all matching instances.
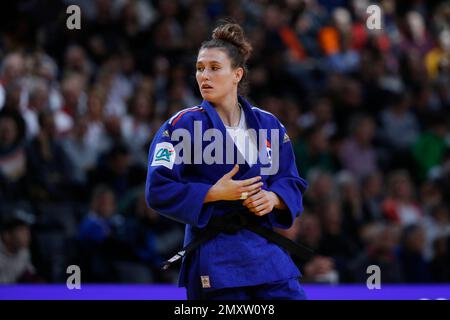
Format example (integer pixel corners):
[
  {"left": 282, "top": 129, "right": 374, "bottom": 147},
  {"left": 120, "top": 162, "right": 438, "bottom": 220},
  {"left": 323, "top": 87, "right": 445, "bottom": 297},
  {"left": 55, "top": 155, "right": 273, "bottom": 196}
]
[{"left": 186, "top": 277, "right": 307, "bottom": 300}]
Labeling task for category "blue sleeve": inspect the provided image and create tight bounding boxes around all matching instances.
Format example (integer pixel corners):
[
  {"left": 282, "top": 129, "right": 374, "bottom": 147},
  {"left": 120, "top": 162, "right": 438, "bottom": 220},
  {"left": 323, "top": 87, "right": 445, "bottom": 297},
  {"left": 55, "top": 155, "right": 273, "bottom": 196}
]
[
  {"left": 145, "top": 121, "right": 214, "bottom": 228},
  {"left": 267, "top": 123, "right": 308, "bottom": 229}
]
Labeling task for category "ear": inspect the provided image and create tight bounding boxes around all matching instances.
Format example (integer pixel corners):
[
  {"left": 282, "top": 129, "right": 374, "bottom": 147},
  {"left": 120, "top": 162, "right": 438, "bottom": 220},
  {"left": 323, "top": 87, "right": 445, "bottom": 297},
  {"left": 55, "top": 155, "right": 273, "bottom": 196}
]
[{"left": 234, "top": 67, "right": 244, "bottom": 84}]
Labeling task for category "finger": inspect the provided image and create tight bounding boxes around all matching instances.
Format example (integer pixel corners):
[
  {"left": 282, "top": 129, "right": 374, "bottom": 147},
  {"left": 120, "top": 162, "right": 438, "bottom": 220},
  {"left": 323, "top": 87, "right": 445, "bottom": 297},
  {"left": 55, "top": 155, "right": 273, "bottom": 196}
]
[
  {"left": 226, "top": 164, "right": 239, "bottom": 179},
  {"left": 239, "top": 176, "right": 262, "bottom": 186},
  {"left": 246, "top": 187, "right": 261, "bottom": 198},
  {"left": 255, "top": 207, "right": 271, "bottom": 216},
  {"left": 242, "top": 191, "right": 264, "bottom": 206},
  {"left": 251, "top": 203, "right": 267, "bottom": 214},
  {"left": 246, "top": 197, "right": 266, "bottom": 209},
  {"left": 240, "top": 182, "right": 263, "bottom": 193}
]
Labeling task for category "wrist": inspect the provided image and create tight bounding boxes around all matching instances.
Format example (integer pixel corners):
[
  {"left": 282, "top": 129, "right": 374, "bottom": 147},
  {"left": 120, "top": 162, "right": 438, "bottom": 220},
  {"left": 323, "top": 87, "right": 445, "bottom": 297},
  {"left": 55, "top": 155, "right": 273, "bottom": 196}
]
[
  {"left": 268, "top": 191, "right": 280, "bottom": 208},
  {"left": 268, "top": 191, "right": 286, "bottom": 210},
  {"left": 204, "top": 185, "right": 219, "bottom": 203}
]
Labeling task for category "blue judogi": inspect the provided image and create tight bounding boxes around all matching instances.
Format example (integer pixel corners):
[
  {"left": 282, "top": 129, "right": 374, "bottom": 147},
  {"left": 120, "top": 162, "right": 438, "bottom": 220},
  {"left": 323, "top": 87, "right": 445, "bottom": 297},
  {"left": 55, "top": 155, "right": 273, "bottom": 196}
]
[{"left": 145, "top": 96, "right": 308, "bottom": 298}]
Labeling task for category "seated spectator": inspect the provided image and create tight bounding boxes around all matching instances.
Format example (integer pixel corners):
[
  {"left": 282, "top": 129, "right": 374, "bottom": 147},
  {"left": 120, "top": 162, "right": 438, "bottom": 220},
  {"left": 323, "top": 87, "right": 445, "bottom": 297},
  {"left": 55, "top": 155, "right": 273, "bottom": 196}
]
[
  {"left": 423, "top": 203, "right": 450, "bottom": 261},
  {"left": 304, "top": 170, "right": 336, "bottom": 210},
  {"left": 339, "top": 115, "right": 379, "bottom": 181},
  {"left": 361, "top": 171, "right": 385, "bottom": 223},
  {"left": 336, "top": 171, "right": 364, "bottom": 245},
  {"left": 298, "top": 96, "right": 337, "bottom": 138},
  {"left": 428, "top": 148, "right": 450, "bottom": 200},
  {"left": 22, "top": 79, "right": 51, "bottom": 141},
  {"left": 294, "top": 125, "right": 336, "bottom": 177},
  {"left": 120, "top": 192, "right": 166, "bottom": 282},
  {"left": 349, "top": 223, "right": 404, "bottom": 283},
  {"left": 121, "top": 92, "right": 153, "bottom": 166},
  {"left": 0, "top": 53, "right": 25, "bottom": 110},
  {"left": 317, "top": 197, "right": 359, "bottom": 281},
  {"left": 412, "top": 115, "right": 448, "bottom": 181},
  {"left": 302, "top": 255, "right": 339, "bottom": 284},
  {"left": 278, "top": 212, "right": 339, "bottom": 284},
  {"left": 26, "top": 111, "right": 75, "bottom": 202},
  {"left": 382, "top": 170, "right": 423, "bottom": 227},
  {"left": 0, "top": 210, "right": 39, "bottom": 283},
  {"left": 379, "top": 92, "right": 420, "bottom": 152},
  {"left": 429, "top": 236, "right": 450, "bottom": 282},
  {"left": 397, "top": 225, "right": 431, "bottom": 282},
  {"left": 0, "top": 80, "right": 27, "bottom": 143},
  {"left": 87, "top": 143, "right": 146, "bottom": 201},
  {"left": 0, "top": 113, "right": 27, "bottom": 200},
  {"left": 77, "top": 185, "right": 129, "bottom": 282},
  {"left": 62, "top": 116, "right": 99, "bottom": 188}
]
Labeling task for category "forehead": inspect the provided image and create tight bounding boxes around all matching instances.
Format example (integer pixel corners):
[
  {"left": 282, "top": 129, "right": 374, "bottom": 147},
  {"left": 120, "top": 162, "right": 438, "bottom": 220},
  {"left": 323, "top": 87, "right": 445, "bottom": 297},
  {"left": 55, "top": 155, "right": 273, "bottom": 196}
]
[{"left": 197, "top": 47, "right": 230, "bottom": 64}]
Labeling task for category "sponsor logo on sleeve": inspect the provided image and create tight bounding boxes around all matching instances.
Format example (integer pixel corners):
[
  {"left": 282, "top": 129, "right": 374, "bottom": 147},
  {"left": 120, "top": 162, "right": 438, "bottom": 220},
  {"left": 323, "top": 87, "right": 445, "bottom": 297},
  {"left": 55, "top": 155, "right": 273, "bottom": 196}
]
[{"left": 151, "top": 142, "right": 176, "bottom": 169}]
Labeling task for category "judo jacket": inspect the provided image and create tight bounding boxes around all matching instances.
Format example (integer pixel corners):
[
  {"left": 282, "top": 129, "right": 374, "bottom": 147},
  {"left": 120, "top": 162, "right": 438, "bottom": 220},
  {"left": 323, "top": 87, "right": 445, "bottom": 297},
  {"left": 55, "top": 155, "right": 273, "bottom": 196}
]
[{"left": 145, "top": 95, "right": 308, "bottom": 290}]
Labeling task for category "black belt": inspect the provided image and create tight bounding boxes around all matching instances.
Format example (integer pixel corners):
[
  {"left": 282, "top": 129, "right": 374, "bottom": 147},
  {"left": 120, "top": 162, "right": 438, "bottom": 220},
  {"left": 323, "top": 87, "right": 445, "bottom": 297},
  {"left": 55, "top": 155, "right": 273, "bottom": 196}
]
[{"left": 161, "top": 211, "right": 314, "bottom": 270}]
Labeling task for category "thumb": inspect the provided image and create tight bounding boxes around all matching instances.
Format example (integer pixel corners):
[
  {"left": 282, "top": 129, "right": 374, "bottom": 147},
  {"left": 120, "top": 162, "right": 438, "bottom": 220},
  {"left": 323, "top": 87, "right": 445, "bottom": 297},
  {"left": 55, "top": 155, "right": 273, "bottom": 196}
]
[{"left": 226, "top": 164, "right": 239, "bottom": 179}]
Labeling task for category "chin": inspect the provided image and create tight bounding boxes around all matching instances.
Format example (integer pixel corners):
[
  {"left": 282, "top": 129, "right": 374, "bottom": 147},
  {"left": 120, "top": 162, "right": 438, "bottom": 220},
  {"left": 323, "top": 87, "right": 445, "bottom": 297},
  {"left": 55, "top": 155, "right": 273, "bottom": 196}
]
[{"left": 201, "top": 92, "right": 217, "bottom": 102}]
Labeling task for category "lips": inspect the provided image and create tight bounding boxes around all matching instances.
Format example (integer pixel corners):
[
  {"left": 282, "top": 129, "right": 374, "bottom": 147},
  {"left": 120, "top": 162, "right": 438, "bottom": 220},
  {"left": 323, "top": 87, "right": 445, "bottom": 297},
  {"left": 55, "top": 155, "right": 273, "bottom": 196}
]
[{"left": 201, "top": 84, "right": 213, "bottom": 89}]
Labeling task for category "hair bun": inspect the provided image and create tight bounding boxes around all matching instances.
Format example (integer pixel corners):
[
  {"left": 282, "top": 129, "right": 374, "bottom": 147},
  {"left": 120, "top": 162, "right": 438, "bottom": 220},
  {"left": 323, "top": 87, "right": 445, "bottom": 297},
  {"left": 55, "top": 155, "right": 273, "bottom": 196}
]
[{"left": 212, "top": 23, "right": 253, "bottom": 61}]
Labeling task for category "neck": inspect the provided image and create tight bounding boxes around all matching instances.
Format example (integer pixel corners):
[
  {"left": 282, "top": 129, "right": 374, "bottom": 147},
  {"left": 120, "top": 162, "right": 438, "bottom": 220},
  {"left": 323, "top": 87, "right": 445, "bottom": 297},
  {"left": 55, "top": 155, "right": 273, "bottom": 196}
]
[{"left": 214, "top": 95, "right": 241, "bottom": 127}]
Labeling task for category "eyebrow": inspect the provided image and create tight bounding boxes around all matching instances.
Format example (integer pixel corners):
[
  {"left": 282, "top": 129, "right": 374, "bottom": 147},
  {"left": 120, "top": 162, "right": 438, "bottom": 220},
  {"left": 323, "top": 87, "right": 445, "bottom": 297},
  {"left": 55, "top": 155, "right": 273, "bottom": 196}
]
[{"left": 196, "top": 60, "right": 222, "bottom": 65}]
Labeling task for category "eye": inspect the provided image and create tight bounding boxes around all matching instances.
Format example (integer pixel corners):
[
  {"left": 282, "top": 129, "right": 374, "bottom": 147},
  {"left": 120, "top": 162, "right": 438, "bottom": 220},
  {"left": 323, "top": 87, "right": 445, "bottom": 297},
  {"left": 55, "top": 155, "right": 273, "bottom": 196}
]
[
  {"left": 196, "top": 66, "right": 204, "bottom": 72},
  {"left": 211, "top": 66, "right": 220, "bottom": 71}
]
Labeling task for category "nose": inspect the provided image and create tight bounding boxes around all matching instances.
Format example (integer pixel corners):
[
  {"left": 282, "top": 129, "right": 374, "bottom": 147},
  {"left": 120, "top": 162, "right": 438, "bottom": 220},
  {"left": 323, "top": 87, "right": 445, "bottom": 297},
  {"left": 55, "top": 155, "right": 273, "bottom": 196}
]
[{"left": 199, "top": 69, "right": 210, "bottom": 81}]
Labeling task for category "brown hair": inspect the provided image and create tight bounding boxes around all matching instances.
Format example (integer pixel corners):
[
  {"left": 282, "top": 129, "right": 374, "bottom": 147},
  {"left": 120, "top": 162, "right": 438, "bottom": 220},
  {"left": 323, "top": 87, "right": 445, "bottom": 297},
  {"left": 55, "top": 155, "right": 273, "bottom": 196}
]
[{"left": 199, "top": 20, "right": 253, "bottom": 93}]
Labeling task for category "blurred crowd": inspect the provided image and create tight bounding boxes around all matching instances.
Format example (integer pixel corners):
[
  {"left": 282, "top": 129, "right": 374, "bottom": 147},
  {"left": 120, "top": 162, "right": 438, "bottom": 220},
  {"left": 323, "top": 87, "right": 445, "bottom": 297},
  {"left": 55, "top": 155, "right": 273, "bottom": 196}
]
[{"left": 0, "top": 0, "right": 449, "bottom": 284}]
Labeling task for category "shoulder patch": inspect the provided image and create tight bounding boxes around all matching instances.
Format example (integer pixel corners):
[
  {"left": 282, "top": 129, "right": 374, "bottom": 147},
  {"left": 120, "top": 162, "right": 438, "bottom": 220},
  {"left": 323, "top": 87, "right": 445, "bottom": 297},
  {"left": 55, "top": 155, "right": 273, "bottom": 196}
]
[
  {"left": 162, "top": 130, "right": 170, "bottom": 138},
  {"left": 151, "top": 142, "right": 176, "bottom": 169},
  {"left": 283, "top": 132, "right": 290, "bottom": 143}
]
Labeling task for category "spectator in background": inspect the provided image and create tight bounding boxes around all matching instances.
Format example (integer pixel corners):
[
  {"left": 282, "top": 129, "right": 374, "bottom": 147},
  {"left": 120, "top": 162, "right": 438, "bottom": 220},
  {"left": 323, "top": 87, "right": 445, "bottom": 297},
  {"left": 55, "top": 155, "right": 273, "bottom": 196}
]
[
  {"left": 121, "top": 92, "right": 153, "bottom": 166},
  {"left": 62, "top": 115, "right": 99, "bottom": 198},
  {"left": 425, "top": 29, "right": 450, "bottom": 80},
  {"left": 339, "top": 115, "right": 378, "bottom": 181},
  {"left": 0, "top": 53, "right": 26, "bottom": 110},
  {"left": 336, "top": 171, "right": 363, "bottom": 246},
  {"left": 328, "top": 29, "right": 360, "bottom": 74},
  {"left": 294, "top": 125, "right": 335, "bottom": 177},
  {"left": 429, "top": 236, "right": 450, "bottom": 282},
  {"left": 22, "top": 79, "right": 50, "bottom": 141},
  {"left": 429, "top": 148, "right": 450, "bottom": 201},
  {"left": 0, "top": 210, "right": 38, "bottom": 283},
  {"left": 56, "top": 74, "right": 86, "bottom": 136},
  {"left": 423, "top": 203, "right": 450, "bottom": 261},
  {"left": 77, "top": 185, "right": 128, "bottom": 282},
  {"left": 26, "top": 110, "right": 74, "bottom": 202},
  {"left": 397, "top": 225, "right": 431, "bottom": 282},
  {"left": 350, "top": 222, "right": 403, "bottom": 283},
  {"left": 361, "top": 171, "right": 385, "bottom": 223},
  {"left": 379, "top": 92, "right": 420, "bottom": 152},
  {"left": 0, "top": 80, "right": 27, "bottom": 143},
  {"left": 87, "top": 143, "right": 146, "bottom": 201},
  {"left": 84, "top": 87, "right": 112, "bottom": 155},
  {"left": 304, "top": 170, "right": 336, "bottom": 210},
  {"left": 382, "top": 170, "right": 423, "bottom": 227},
  {"left": 119, "top": 192, "right": 166, "bottom": 283},
  {"left": 316, "top": 197, "right": 359, "bottom": 281},
  {"left": 412, "top": 115, "right": 448, "bottom": 181},
  {"left": 298, "top": 96, "right": 337, "bottom": 138},
  {"left": 0, "top": 114, "right": 27, "bottom": 200},
  {"left": 399, "top": 11, "right": 434, "bottom": 58}
]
